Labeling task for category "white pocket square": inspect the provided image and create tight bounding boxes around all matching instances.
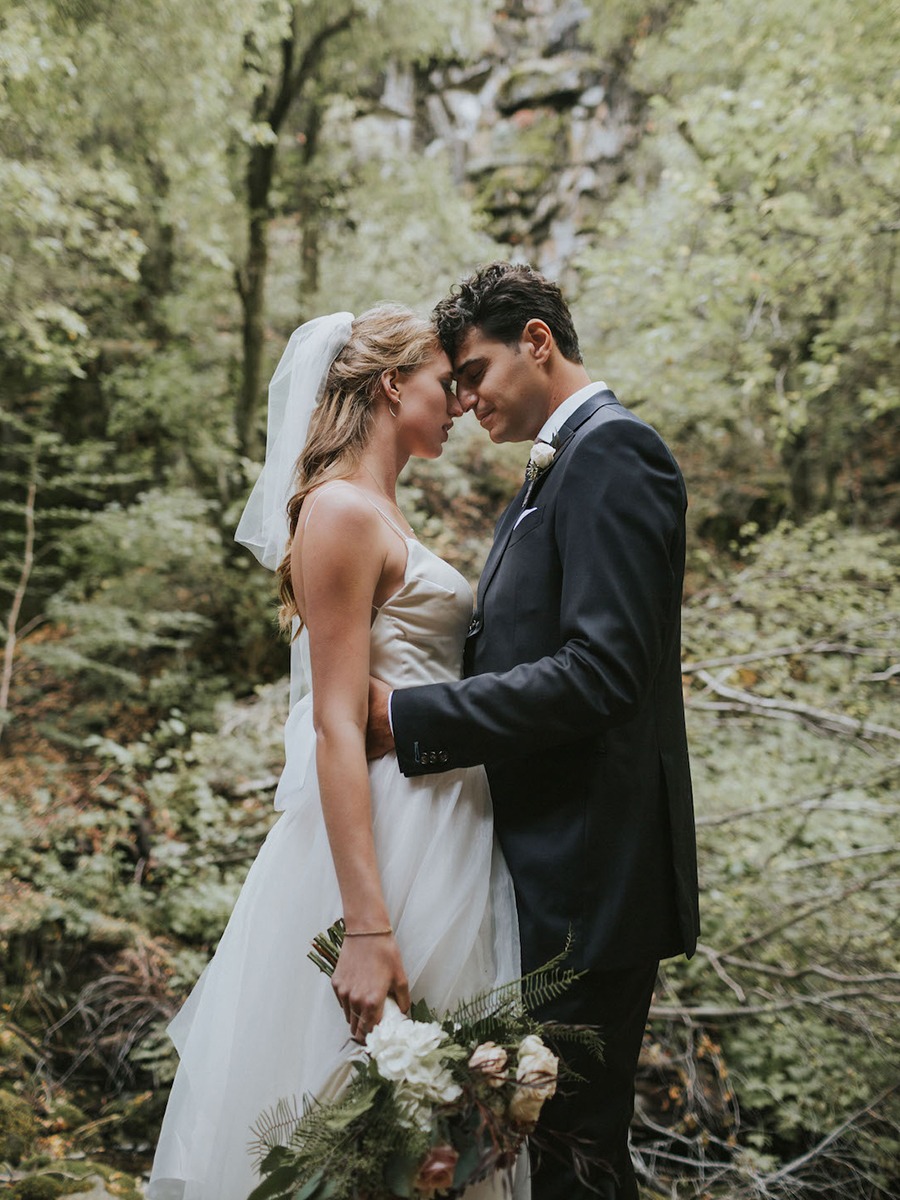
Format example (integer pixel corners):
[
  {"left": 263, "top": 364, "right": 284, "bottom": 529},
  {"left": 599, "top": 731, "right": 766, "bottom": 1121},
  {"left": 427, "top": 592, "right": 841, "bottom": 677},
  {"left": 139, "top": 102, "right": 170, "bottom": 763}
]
[{"left": 514, "top": 506, "right": 538, "bottom": 530}]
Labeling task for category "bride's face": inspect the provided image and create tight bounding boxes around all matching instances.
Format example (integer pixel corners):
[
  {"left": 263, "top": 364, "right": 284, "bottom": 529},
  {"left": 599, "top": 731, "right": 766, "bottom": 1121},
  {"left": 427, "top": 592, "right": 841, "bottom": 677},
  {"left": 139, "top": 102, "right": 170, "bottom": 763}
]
[{"left": 396, "top": 351, "right": 462, "bottom": 459}]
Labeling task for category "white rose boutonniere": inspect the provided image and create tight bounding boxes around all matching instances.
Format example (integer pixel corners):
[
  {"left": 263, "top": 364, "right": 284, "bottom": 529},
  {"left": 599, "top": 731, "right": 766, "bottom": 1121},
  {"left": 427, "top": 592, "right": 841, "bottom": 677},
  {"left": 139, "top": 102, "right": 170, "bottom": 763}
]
[{"left": 525, "top": 441, "right": 556, "bottom": 481}]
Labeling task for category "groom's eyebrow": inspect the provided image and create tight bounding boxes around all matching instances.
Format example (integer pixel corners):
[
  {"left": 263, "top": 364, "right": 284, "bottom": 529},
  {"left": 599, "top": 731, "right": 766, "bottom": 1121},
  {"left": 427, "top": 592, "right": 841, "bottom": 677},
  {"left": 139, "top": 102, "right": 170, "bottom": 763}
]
[{"left": 454, "top": 356, "right": 483, "bottom": 381}]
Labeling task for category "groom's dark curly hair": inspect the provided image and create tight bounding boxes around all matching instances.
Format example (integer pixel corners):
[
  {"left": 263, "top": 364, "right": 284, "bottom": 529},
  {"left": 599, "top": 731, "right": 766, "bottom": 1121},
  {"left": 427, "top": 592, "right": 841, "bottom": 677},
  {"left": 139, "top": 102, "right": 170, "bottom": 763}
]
[{"left": 432, "top": 261, "right": 583, "bottom": 365}]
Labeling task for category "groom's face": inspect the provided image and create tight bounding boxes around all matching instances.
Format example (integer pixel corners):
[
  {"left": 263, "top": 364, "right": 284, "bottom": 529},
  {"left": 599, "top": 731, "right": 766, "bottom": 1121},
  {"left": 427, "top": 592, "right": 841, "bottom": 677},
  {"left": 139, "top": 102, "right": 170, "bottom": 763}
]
[{"left": 452, "top": 326, "right": 550, "bottom": 443}]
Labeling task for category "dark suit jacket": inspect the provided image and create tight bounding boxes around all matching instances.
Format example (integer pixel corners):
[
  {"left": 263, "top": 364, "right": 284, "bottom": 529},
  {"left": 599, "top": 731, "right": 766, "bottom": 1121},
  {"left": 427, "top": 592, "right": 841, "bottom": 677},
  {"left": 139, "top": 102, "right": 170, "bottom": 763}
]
[{"left": 391, "top": 391, "right": 700, "bottom": 973}]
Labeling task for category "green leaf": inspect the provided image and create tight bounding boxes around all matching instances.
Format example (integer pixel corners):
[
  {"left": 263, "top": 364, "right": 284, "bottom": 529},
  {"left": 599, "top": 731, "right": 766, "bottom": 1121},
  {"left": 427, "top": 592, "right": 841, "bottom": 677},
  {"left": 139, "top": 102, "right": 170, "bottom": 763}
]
[
  {"left": 259, "top": 1145, "right": 292, "bottom": 1174},
  {"left": 291, "top": 1171, "right": 325, "bottom": 1200},
  {"left": 384, "top": 1150, "right": 418, "bottom": 1197},
  {"left": 247, "top": 1162, "right": 306, "bottom": 1200},
  {"left": 410, "top": 997, "right": 436, "bottom": 1023},
  {"left": 452, "top": 1139, "right": 482, "bottom": 1187}
]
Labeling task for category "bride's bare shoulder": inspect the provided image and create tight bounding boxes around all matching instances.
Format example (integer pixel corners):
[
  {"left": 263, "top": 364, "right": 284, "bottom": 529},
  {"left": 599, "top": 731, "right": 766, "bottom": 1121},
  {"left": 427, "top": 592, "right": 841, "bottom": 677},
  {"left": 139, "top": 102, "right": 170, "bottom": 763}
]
[{"left": 294, "top": 481, "right": 387, "bottom": 572}]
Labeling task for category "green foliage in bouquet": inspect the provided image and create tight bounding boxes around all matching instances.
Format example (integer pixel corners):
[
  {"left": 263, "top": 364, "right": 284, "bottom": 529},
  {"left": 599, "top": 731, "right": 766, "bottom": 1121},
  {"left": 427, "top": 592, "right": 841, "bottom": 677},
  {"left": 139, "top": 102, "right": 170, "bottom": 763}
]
[{"left": 247, "top": 921, "right": 602, "bottom": 1200}]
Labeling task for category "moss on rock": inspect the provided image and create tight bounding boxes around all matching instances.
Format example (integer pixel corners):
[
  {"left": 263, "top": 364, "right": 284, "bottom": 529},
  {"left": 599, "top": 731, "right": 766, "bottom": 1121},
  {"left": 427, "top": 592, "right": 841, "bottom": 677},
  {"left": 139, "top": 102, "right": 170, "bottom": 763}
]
[
  {"left": 0, "top": 1089, "right": 38, "bottom": 1164},
  {"left": 12, "top": 1177, "right": 70, "bottom": 1200}
]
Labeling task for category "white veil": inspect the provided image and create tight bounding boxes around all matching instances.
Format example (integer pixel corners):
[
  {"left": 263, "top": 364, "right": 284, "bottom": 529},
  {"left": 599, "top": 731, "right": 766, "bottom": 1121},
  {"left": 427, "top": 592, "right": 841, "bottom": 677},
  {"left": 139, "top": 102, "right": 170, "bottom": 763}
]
[
  {"left": 235, "top": 312, "right": 354, "bottom": 705},
  {"left": 235, "top": 312, "right": 354, "bottom": 570}
]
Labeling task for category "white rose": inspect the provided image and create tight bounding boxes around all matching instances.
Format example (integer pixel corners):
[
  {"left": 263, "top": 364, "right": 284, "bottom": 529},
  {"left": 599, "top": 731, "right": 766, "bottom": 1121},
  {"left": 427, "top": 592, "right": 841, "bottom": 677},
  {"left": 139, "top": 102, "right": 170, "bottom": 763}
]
[
  {"left": 365, "top": 1010, "right": 445, "bottom": 1082},
  {"left": 516, "top": 1035, "right": 558, "bottom": 1101},
  {"left": 394, "top": 1085, "right": 433, "bottom": 1132},
  {"left": 509, "top": 1035, "right": 559, "bottom": 1126},
  {"left": 468, "top": 1041, "right": 509, "bottom": 1088},
  {"left": 365, "top": 1008, "right": 462, "bottom": 1129},
  {"left": 509, "top": 1086, "right": 545, "bottom": 1126},
  {"left": 528, "top": 442, "right": 556, "bottom": 471},
  {"left": 364, "top": 1022, "right": 415, "bottom": 1079},
  {"left": 392, "top": 1066, "right": 462, "bottom": 1131}
]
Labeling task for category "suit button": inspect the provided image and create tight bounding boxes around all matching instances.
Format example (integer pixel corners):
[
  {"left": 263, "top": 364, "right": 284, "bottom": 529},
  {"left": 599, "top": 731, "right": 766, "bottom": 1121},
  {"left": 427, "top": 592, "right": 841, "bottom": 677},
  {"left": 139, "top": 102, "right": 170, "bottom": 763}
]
[{"left": 439, "top": 751, "right": 448, "bottom": 763}]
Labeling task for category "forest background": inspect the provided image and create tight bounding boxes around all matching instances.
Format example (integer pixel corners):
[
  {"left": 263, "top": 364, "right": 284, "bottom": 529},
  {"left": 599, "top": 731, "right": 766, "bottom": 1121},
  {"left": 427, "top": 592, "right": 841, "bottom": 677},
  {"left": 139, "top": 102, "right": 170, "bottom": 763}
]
[{"left": 1, "top": 1, "right": 898, "bottom": 1197}]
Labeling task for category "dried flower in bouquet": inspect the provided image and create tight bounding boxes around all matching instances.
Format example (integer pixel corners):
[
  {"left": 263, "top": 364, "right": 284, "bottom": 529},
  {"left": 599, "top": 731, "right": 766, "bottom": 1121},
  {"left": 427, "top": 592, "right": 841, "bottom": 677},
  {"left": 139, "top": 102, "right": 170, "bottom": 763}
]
[{"left": 246, "top": 920, "right": 602, "bottom": 1200}]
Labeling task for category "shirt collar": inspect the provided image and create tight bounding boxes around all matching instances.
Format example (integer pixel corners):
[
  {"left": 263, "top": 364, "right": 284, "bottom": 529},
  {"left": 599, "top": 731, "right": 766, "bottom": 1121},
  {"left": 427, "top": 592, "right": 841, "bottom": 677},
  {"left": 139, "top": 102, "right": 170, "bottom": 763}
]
[{"left": 535, "top": 381, "right": 608, "bottom": 445}]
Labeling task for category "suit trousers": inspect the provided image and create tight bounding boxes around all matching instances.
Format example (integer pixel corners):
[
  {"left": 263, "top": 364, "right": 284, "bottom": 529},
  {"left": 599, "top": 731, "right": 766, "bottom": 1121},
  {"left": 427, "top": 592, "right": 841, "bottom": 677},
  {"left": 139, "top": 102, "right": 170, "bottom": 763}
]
[{"left": 529, "top": 961, "right": 659, "bottom": 1200}]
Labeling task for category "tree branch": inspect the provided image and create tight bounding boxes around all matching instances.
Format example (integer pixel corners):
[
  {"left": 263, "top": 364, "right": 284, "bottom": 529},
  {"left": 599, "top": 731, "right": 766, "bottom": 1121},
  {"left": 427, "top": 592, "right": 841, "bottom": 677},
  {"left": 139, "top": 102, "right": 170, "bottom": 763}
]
[
  {"left": 695, "top": 944, "right": 900, "bottom": 987},
  {"left": 862, "top": 661, "right": 900, "bottom": 682},
  {"left": 287, "top": 10, "right": 357, "bottom": 115},
  {"left": 650, "top": 989, "right": 898, "bottom": 1020},
  {"left": 693, "top": 668, "right": 900, "bottom": 741},
  {"left": 695, "top": 755, "right": 900, "bottom": 826},
  {"left": 722, "top": 874, "right": 890, "bottom": 957},
  {"left": 760, "top": 1084, "right": 899, "bottom": 1185},
  {"left": 780, "top": 843, "right": 897, "bottom": 872},
  {"left": 682, "top": 639, "right": 896, "bottom": 673}
]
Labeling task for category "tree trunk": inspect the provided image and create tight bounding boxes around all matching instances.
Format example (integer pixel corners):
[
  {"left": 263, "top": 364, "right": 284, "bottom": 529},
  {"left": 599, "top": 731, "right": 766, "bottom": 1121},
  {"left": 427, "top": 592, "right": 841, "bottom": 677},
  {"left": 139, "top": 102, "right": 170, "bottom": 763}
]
[
  {"left": 236, "top": 143, "right": 276, "bottom": 462},
  {"left": 233, "top": 9, "right": 356, "bottom": 462},
  {"left": 297, "top": 102, "right": 324, "bottom": 319},
  {"left": 785, "top": 428, "right": 813, "bottom": 518}
]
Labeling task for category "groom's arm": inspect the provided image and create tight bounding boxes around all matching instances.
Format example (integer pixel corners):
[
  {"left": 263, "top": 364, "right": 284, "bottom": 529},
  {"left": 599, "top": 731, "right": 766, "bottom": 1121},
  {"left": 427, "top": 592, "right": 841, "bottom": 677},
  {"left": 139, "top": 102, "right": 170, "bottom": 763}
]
[{"left": 390, "top": 415, "right": 686, "bottom": 776}]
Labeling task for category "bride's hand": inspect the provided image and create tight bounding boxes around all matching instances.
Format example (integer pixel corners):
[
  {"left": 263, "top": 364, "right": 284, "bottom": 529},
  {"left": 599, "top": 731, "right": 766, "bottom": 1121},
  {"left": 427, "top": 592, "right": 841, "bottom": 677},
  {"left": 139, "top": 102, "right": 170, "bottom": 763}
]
[
  {"left": 365, "top": 676, "right": 395, "bottom": 760},
  {"left": 332, "top": 934, "right": 410, "bottom": 1042}
]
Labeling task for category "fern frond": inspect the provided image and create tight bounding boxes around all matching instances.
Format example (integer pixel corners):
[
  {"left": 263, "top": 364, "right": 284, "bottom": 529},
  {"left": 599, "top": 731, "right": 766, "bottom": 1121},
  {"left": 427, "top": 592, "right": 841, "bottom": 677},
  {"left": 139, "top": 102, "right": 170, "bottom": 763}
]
[
  {"left": 447, "top": 934, "right": 583, "bottom": 1033},
  {"left": 247, "top": 1095, "right": 302, "bottom": 1168}
]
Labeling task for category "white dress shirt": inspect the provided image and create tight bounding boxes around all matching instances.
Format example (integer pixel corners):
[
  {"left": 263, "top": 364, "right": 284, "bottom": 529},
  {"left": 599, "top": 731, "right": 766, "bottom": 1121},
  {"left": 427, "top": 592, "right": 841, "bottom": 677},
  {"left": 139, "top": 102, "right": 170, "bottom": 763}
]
[{"left": 535, "top": 380, "right": 608, "bottom": 445}]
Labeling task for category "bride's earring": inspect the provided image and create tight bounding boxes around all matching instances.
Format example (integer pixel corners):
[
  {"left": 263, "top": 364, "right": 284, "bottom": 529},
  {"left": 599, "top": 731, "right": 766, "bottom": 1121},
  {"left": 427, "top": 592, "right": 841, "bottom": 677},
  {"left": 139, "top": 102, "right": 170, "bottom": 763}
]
[{"left": 388, "top": 395, "right": 402, "bottom": 418}]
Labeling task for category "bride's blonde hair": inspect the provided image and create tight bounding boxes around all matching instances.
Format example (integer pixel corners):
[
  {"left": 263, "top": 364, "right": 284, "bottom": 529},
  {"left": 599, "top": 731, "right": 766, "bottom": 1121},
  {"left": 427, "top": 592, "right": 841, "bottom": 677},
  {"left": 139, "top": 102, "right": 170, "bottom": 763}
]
[{"left": 276, "top": 304, "right": 440, "bottom": 631}]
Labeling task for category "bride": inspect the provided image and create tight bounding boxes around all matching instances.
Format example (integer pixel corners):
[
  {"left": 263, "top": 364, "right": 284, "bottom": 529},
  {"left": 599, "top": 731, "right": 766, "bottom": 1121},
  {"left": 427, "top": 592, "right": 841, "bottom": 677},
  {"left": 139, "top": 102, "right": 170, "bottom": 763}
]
[{"left": 147, "top": 306, "right": 525, "bottom": 1200}]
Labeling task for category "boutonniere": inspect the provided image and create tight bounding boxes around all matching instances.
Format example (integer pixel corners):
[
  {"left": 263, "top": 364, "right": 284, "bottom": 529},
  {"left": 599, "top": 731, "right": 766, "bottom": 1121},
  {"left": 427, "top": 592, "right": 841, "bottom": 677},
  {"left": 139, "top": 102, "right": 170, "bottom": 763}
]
[
  {"left": 522, "top": 436, "right": 560, "bottom": 509},
  {"left": 525, "top": 440, "right": 556, "bottom": 482}
]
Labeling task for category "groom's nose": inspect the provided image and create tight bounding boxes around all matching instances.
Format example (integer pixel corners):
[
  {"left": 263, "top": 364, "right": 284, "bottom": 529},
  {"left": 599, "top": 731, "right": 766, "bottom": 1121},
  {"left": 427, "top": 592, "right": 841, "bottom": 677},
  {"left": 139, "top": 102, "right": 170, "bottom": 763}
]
[{"left": 456, "top": 384, "right": 478, "bottom": 412}]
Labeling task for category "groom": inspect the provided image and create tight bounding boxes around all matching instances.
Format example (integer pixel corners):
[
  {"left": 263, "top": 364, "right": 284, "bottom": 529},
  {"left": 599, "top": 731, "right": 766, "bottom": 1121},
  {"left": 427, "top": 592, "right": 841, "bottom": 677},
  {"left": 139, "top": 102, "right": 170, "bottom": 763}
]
[{"left": 370, "top": 262, "right": 700, "bottom": 1199}]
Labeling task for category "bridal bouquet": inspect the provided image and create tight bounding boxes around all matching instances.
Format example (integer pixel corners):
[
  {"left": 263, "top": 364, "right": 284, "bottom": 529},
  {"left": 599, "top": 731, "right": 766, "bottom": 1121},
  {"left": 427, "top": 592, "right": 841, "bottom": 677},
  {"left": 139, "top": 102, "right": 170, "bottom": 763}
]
[{"left": 247, "top": 922, "right": 601, "bottom": 1200}]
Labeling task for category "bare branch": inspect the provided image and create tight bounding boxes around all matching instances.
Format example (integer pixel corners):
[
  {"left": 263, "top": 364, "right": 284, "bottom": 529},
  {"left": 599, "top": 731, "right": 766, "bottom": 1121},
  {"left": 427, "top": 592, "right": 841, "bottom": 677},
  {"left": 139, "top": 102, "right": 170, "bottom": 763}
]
[
  {"left": 760, "top": 1084, "right": 899, "bottom": 1185},
  {"left": 862, "top": 662, "right": 900, "bottom": 682},
  {"left": 780, "top": 843, "right": 897, "bottom": 872},
  {"left": 651, "top": 989, "right": 898, "bottom": 1020},
  {"left": 682, "top": 639, "right": 896, "bottom": 674},
  {"left": 693, "top": 669, "right": 900, "bottom": 741},
  {"left": 695, "top": 758, "right": 900, "bottom": 825},
  {"left": 695, "top": 945, "right": 900, "bottom": 987},
  {"left": 722, "top": 875, "right": 890, "bottom": 956},
  {"left": 700, "top": 945, "right": 747, "bottom": 1002}
]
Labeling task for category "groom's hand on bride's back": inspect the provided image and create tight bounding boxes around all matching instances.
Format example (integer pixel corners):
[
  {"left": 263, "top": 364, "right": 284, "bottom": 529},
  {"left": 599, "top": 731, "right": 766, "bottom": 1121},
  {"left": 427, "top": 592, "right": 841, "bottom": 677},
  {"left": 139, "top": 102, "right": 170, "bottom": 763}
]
[{"left": 366, "top": 676, "right": 395, "bottom": 759}]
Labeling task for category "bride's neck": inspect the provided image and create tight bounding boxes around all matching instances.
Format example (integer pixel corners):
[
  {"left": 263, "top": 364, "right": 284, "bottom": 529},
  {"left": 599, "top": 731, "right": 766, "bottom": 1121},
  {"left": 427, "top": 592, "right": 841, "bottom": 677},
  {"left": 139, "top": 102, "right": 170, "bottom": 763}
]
[{"left": 358, "top": 423, "right": 408, "bottom": 501}]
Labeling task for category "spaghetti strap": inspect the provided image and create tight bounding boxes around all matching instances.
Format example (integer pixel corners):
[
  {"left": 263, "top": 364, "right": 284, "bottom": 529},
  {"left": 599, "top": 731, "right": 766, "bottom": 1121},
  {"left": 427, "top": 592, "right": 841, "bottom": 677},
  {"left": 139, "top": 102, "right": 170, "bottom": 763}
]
[
  {"left": 356, "top": 494, "right": 411, "bottom": 543},
  {"left": 302, "top": 480, "right": 411, "bottom": 544}
]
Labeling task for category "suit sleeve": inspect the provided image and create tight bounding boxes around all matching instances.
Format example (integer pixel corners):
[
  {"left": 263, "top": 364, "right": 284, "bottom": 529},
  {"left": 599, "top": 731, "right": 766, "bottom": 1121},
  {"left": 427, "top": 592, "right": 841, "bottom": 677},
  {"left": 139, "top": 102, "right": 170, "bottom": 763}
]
[{"left": 390, "top": 416, "right": 686, "bottom": 775}]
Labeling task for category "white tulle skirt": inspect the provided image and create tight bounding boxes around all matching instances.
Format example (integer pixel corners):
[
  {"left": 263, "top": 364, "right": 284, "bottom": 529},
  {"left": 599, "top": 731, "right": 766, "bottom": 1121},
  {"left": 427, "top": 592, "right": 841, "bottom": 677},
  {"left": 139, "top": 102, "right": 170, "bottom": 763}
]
[{"left": 148, "top": 699, "right": 525, "bottom": 1200}]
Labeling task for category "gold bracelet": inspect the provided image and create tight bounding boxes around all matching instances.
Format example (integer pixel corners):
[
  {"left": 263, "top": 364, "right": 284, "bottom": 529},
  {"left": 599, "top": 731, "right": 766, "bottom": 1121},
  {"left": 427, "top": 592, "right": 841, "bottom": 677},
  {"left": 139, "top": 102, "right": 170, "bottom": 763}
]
[{"left": 343, "top": 926, "right": 393, "bottom": 937}]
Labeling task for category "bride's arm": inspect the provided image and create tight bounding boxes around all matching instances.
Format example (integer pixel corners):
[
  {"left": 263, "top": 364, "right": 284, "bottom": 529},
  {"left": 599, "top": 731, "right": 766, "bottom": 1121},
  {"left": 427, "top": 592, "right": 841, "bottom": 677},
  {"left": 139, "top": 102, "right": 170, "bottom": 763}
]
[{"left": 295, "top": 489, "right": 410, "bottom": 1039}]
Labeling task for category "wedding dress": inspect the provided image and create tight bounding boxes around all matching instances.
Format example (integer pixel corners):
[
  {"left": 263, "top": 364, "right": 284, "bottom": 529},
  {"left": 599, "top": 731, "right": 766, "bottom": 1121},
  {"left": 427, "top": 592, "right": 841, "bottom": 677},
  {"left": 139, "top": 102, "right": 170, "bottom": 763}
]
[{"left": 148, "top": 490, "right": 526, "bottom": 1200}]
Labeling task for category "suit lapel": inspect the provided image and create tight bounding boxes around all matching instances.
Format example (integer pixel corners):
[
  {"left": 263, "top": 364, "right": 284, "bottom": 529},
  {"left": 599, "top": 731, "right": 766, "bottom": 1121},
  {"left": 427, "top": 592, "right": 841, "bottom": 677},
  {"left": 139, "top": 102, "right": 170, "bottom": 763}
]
[
  {"left": 477, "top": 389, "right": 619, "bottom": 604},
  {"left": 554, "top": 387, "right": 619, "bottom": 442},
  {"left": 477, "top": 488, "right": 526, "bottom": 601}
]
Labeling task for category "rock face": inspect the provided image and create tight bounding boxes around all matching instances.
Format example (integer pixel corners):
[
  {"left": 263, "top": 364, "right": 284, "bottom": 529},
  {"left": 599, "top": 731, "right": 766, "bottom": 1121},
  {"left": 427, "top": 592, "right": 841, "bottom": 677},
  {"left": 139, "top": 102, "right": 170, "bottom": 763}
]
[{"left": 355, "top": 0, "right": 641, "bottom": 280}]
